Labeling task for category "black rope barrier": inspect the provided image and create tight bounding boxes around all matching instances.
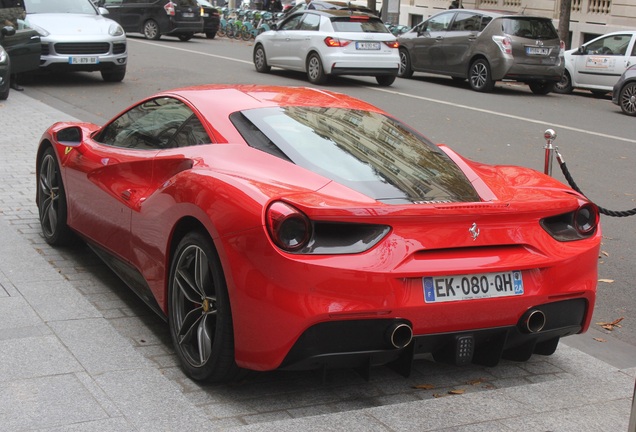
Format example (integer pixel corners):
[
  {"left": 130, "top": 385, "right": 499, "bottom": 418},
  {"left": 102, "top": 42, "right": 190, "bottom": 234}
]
[{"left": 556, "top": 151, "right": 636, "bottom": 218}]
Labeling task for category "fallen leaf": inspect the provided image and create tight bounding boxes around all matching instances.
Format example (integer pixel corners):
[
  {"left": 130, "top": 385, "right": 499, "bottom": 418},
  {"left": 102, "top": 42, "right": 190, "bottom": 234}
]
[
  {"left": 413, "top": 384, "right": 435, "bottom": 390},
  {"left": 448, "top": 389, "right": 465, "bottom": 395},
  {"left": 596, "top": 317, "right": 624, "bottom": 331},
  {"left": 598, "top": 279, "right": 614, "bottom": 283},
  {"left": 433, "top": 393, "right": 448, "bottom": 398},
  {"left": 593, "top": 337, "right": 607, "bottom": 343},
  {"left": 601, "top": 251, "right": 609, "bottom": 257},
  {"left": 466, "top": 379, "right": 485, "bottom": 386}
]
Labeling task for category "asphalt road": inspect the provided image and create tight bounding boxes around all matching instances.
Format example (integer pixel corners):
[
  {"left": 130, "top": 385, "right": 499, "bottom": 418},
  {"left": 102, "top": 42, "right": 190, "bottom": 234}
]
[{"left": 21, "top": 34, "right": 636, "bottom": 348}]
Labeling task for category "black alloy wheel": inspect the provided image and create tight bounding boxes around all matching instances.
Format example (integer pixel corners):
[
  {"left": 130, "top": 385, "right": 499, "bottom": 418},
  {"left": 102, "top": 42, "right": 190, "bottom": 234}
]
[
  {"left": 168, "top": 231, "right": 242, "bottom": 382},
  {"left": 37, "top": 148, "right": 74, "bottom": 245}
]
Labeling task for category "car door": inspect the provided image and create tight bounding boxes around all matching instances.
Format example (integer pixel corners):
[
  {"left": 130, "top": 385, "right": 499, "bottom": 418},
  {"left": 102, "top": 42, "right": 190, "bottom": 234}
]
[
  {"left": 408, "top": 11, "right": 454, "bottom": 73},
  {"left": 266, "top": 13, "right": 304, "bottom": 68},
  {"left": 62, "top": 97, "right": 194, "bottom": 261},
  {"left": 441, "top": 11, "right": 482, "bottom": 75},
  {"left": 572, "top": 33, "right": 636, "bottom": 89},
  {"left": 0, "top": 11, "right": 40, "bottom": 74}
]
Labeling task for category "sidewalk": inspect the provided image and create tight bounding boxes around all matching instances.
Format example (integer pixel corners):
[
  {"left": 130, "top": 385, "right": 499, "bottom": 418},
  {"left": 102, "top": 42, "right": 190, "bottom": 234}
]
[{"left": 0, "top": 91, "right": 635, "bottom": 431}]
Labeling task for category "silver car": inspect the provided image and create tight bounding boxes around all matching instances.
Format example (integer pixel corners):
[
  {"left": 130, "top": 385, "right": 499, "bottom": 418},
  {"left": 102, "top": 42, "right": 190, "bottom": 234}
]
[
  {"left": 23, "top": 0, "right": 127, "bottom": 82},
  {"left": 398, "top": 9, "right": 564, "bottom": 94}
]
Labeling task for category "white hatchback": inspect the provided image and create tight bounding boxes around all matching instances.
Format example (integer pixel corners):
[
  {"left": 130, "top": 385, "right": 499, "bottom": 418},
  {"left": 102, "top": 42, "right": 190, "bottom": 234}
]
[
  {"left": 253, "top": 9, "right": 399, "bottom": 86},
  {"left": 555, "top": 30, "right": 636, "bottom": 96}
]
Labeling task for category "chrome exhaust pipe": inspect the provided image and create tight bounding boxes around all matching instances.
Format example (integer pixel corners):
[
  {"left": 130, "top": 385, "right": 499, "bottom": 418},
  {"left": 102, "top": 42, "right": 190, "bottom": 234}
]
[
  {"left": 386, "top": 323, "right": 413, "bottom": 349},
  {"left": 521, "top": 309, "right": 546, "bottom": 333}
]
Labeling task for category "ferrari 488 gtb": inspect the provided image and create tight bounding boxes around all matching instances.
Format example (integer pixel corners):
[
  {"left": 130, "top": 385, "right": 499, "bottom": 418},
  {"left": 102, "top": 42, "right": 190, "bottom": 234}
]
[{"left": 36, "top": 85, "right": 601, "bottom": 382}]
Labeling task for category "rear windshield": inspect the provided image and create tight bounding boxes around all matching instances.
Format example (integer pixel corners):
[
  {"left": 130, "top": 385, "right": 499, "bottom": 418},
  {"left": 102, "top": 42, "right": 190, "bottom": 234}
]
[
  {"left": 230, "top": 107, "right": 480, "bottom": 204},
  {"left": 502, "top": 17, "right": 559, "bottom": 40},
  {"left": 331, "top": 16, "right": 389, "bottom": 33}
]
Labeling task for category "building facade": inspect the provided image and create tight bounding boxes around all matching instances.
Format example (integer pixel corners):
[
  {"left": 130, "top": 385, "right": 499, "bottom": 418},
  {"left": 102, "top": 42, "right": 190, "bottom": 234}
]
[{"left": 397, "top": 0, "right": 636, "bottom": 48}]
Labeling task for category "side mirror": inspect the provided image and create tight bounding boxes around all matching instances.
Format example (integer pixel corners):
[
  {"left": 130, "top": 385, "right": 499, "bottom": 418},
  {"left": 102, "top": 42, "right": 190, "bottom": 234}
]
[
  {"left": 98, "top": 7, "right": 109, "bottom": 15},
  {"left": 56, "top": 126, "right": 83, "bottom": 146},
  {"left": 1, "top": 25, "right": 17, "bottom": 38},
  {"left": 576, "top": 46, "right": 585, "bottom": 55}
]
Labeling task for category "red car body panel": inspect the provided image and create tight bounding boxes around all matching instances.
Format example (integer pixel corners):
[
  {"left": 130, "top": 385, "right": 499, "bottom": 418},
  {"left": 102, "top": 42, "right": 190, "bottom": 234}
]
[{"left": 37, "top": 85, "right": 601, "bottom": 372}]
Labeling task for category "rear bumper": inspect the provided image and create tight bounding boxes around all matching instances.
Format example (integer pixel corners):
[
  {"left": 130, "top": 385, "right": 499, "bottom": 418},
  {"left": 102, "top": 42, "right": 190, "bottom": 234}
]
[
  {"left": 165, "top": 18, "right": 204, "bottom": 35},
  {"left": 330, "top": 66, "right": 399, "bottom": 77}
]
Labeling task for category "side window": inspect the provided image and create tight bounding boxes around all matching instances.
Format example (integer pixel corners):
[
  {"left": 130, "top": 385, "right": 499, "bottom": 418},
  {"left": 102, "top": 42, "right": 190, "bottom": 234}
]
[
  {"left": 169, "top": 116, "right": 212, "bottom": 148},
  {"left": 280, "top": 14, "right": 303, "bottom": 31},
  {"left": 449, "top": 12, "right": 481, "bottom": 31},
  {"left": 479, "top": 16, "right": 492, "bottom": 32},
  {"left": 631, "top": 38, "right": 636, "bottom": 56},
  {"left": 586, "top": 34, "right": 632, "bottom": 56},
  {"left": 299, "top": 13, "right": 320, "bottom": 31},
  {"left": 423, "top": 12, "right": 453, "bottom": 32},
  {"left": 94, "top": 97, "right": 208, "bottom": 150}
]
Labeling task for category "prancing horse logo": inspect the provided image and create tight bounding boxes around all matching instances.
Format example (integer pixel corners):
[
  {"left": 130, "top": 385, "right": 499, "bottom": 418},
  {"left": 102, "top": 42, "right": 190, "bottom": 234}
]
[{"left": 469, "top": 223, "right": 480, "bottom": 241}]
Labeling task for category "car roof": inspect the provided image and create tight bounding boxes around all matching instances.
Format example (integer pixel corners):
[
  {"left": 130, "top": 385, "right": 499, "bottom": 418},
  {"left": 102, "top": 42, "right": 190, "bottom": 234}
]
[
  {"left": 436, "top": 8, "right": 551, "bottom": 20},
  {"left": 302, "top": 9, "right": 380, "bottom": 18}
]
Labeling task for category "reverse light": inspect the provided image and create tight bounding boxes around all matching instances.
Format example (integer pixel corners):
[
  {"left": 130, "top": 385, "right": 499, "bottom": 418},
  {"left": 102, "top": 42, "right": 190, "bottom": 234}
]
[
  {"left": 266, "top": 202, "right": 311, "bottom": 252},
  {"left": 492, "top": 35, "right": 512, "bottom": 55},
  {"left": 324, "top": 37, "right": 352, "bottom": 48},
  {"left": 540, "top": 203, "right": 599, "bottom": 241},
  {"left": 164, "top": 1, "right": 176, "bottom": 15}
]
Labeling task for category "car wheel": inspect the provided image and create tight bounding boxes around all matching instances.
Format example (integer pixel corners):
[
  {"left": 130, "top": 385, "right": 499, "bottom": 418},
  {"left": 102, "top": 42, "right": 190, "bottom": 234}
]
[
  {"left": 0, "top": 75, "right": 9, "bottom": 101},
  {"left": 143, "top": 19, "right": 161, "bottom": 40},
  {"left": 376, "top": 75, "right": 396, "bottom": 86},
  {"left": 253, "top": 44, "right": 271, "bottom": 73},
  {"left": 469, "top": 59, "right": 494, "bottom": 92},
  {"left": 554, "top": 71, "right": 573, "bottom": 94},
  {"left": 168, "top": 231, "right": 243, "bottom": 382},
  {"left": 37, "top": 147, "right": 74, "bottom": 246},
  {"left": 101, "top": 66, "right": 126, "bottom": 83},
  {"left": 618, "top": 82, "right": 636, "bottom": 116},
  {"left": 306, "top": 52, "right": 327, "bottom": 84},
  {"left": 398, "top": 49, "right": 413, "bottom": 78},
  {"left": 205, "top": 31, "right": 216, "bottom": 39},
  {"left": 528, "top": 81, "right": 554, "bottom": 95},
  {"left": 178, "top": 33, "right": 194, "bottom": 42}
]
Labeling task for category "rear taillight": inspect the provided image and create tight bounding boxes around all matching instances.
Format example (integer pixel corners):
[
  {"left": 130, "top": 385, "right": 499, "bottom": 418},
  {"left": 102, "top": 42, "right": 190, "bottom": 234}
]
[
  {"left": 164, "top": 1, "right": 176, "bottom": 15},
  {"left": 266, "top": 202, "right": 311, "bottom": 252},
  {"left": 540, "top": 203, "right": 599, "bottom": 241},
  {"left": 324, "top": 37, "right": 352, "bottom": 48},
  {"left": 560, "top": 40, "right": 565, "bottom": 52},
  {"left": 574, "top": 203, "right": 598, "bottom": 236},
  {"left": 492, "top": 35, "right": 512, "bottom": 55},
  {"left": 384, "top": 41, "right": 399, "bottom": 49}
]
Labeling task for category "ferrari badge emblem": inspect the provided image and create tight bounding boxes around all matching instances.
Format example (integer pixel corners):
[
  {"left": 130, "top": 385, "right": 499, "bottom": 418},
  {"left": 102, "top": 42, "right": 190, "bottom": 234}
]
[{"left": 469, "top": 223, "right": 480, "bottom": 241}]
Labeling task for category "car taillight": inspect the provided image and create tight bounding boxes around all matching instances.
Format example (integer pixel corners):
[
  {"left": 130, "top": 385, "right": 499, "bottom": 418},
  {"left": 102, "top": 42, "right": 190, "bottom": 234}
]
[
  {"left": 384, "top": 41, "right": 399, "bottom": 49},
  {"left": 573, "top": 203, "right": 598, "bottom": 235},
  {"left": 164, "top": 1, "right": 176, "bottom": 15},
  {"left": 324, "top": 37, "right": 352, "bottom": 48},
  {"left": 540, "top": 203, "right": 599, "bottom": 241},
  {"left": 560, "top": 40, "right": 565, "bottom": 52},
  {"left": 492, "top": 35, "right": 512, "bottom": 55},
  {"left": 266, "top": 202, "right": 311, "bottom": 252}
]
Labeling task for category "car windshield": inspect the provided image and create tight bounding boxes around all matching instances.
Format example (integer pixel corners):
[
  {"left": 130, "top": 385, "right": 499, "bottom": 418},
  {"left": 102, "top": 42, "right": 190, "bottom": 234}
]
[
  {"left": 232, "top": 107, "right": 480, "bottom": 204},
  {"left": 502, "top": 17, "right": 558, "bottom": 40},
  {"left": 331, "top": 16, "right": 389, "bottom": 33},
  {"left": 24, "top": 0, "right": 98, "bottom": 14}
]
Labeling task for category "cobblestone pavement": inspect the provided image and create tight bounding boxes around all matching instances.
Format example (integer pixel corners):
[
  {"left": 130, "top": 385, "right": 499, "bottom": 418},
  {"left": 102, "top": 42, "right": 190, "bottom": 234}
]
[{"left": 0, "top": 92, "right": 634, "bottom": 431}]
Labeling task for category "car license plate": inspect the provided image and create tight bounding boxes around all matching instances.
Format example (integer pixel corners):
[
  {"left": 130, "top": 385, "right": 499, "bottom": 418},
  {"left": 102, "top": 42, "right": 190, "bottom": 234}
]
[
  {"left": 356, "top": 42, "right": 381, "bottom": 50},
  {"left": 423, "top": 270, "right": 523, "bottom": 303},
  {"left": 526, "top": 47, "right": 549, "bottom": 55},
  {"left": 182, "top": 12, "right": 195, "bottom": 17},
  {"left": 69, "top": 56, "right": 99, "bottom": 65}
]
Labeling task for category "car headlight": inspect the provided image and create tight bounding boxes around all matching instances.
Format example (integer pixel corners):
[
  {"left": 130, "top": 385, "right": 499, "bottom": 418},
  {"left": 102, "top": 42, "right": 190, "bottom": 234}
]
[
  {"left": 27, "top": 22, "right": 50, "bottom": 37},
  {"left": 0, "top": 46, "right": 7, "bottom": 64},
  {"left": 540, "top": 203, "right": 599, "bottom": 241},
  {"left": 109, "top": 23, "right": 124, "bottom": 37}
]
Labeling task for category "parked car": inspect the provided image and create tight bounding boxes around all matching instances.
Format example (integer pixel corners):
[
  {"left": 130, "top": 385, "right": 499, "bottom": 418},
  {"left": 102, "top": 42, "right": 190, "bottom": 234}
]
[
  {"left": 612, "top": 64, "right": 636, "bottom": 116},
  {"left": 36, "top": 84, "right": 601, "bottom": 382},
  {"left": 0, "top": 19, "right": 40, "bottom": 99},
  {"left": 254, "top": 10, "right": 399, "bottom": 85},
  {"left": 98, "top": 0, "right": 204, "bottom": 41},
  {"left": 19, "top": 0, "right": 127, "bottom": 82},
  {"left": 555, "top": 31, "right": 636, "bottom": 96},
  {"left": 197, "top": 0, "right": 220, "bottom": 39},
  {"left": 397, "top": 9, "right": 565, "bottom": 94}
]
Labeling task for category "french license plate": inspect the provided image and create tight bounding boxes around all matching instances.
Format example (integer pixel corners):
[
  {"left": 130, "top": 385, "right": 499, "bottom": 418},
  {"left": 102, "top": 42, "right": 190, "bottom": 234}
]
[
  {"left": 526, "top": 47, "right": 549, "bottom": 55},
  {"left": 182, "top": 12, "right": 195, "bottom": 17},
  {"left": 69, "top": 56, "right": 99, "bottom": 65},
  {"left": 356, "top": 42, "right": 381, "bottom": 50},
  {"left": 423, "top": 270, "right": 523, "bottom": 303}
]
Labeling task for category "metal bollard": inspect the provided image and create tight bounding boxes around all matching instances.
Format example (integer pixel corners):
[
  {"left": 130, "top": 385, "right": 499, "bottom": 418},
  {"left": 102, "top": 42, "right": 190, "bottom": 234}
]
[
  {"left": 629, "top": 378, "right": 636, "bottom": 432},
  {"left": 543, "top": 129, "right": 557, "bottom": 176}
]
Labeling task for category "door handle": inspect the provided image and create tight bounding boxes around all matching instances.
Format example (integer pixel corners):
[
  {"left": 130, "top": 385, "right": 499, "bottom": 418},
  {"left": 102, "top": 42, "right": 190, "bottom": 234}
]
[{"left": 435, "top": 36, "right": 443, "bottom": 41}]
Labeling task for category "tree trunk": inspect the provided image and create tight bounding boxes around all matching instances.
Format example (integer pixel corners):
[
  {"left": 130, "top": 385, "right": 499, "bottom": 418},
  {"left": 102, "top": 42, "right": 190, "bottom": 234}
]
[{"left": 558, "top": 0, "right": 572, "bottom": 49}]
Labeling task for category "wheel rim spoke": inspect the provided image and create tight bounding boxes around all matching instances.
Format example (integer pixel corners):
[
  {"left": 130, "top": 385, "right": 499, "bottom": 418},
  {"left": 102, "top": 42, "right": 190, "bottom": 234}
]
[{"left": 197, "top": 314, "right": 213, "bottom": 364}]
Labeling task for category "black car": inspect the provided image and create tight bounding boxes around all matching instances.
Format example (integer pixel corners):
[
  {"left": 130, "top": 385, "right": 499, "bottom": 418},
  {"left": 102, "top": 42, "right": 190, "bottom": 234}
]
[
  {"left": 612, "top": 64, "right": 636, "bottom": 117},
  {"left": 197, "top": 0, "right": 219, "bottom": 39},
  {"left": 0, "top": 7, "right": 40, "bottom": 99},
  {"left": 98, "top": 0, "right": 203, "bottom": 41}
]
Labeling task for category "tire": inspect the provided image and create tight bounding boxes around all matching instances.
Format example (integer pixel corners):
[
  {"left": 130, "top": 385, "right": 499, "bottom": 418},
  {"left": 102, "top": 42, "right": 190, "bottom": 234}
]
[
  {"left": 469, "top": 59, "right": 494, "bottom": 92},
  {"left": 143, "top": 19, "right": 161, "bottom": 40},
  {"left": 205, "top": 31, "right": 216, "bottom": 39},
  {"left": 253, "top": 44, "right": 271, "bottom": 73},
  {"left": 618, "top": 82, "right": 636, "bottom": 116},
  {"left": 528, "top": 81, "right": 554, "bottom": 95},
  {"left": 101, "top": 65, "right": 126, "bottom": 83},
  {"left": 0, "top": 75, "right": 9, "bottom": 101},
  {"left": 398, "top": 48, "right": 413, "bottom": 78},
  {"left": 554, "top": 71, "right": 573, "bottom": 94},
  {"left": 376, "top": 75, "right": 396, "bottom": 86},
  {"left": 306, "top": 52, "right": 327, "bottom": 85},
  {"left": 168, "top": 231, "right": 243, "bottom": 382},
  {"left": 37, "top": 147, "right": 75, "bottom": 246},
  {"left": 178, "top": 33, "right": 193, "bottom": 42}
]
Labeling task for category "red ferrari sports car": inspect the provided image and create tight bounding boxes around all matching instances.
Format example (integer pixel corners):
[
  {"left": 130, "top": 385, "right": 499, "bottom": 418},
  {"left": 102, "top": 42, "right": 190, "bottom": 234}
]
[{"left": 36, "top": 85, "right": 600, "bottom": 382}]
